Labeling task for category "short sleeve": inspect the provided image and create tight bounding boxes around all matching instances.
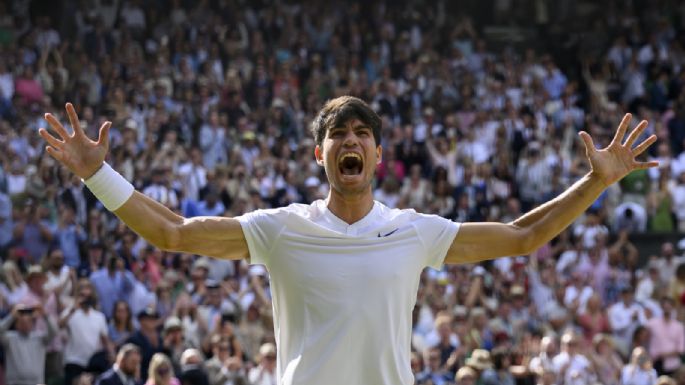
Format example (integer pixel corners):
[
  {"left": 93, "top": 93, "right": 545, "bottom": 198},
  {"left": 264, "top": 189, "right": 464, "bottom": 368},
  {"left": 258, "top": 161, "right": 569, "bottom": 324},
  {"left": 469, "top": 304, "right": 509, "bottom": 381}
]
[
  {"left": 414, "top": 214, "right": 460, "bottom": 269},
  {"left": 236, "top": 208, "right": 286, "bottom": 266}
]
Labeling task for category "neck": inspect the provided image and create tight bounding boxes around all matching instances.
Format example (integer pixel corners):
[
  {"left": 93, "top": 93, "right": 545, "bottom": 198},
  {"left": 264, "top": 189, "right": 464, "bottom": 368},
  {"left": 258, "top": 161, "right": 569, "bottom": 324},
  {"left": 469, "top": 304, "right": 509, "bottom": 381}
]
[{"left": 326, "top": 189, "right": 374, "bottom": 224}]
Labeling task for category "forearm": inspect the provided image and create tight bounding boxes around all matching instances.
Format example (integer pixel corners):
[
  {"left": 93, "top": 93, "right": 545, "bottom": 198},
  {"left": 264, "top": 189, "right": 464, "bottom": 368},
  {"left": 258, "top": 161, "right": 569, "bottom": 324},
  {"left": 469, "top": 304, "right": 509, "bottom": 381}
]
[
  {"left": 512, "top": 172, "right": 605, "bottom": 253},
  {"left": 88, "top": 164, "right": 245, "bottom": 258},
  {"left": 0, "top": 314, "right": 14, "bottom": 332},
  {"left": 44, "top": 315, "right": 57, "bottom": 343},
  {"left": 38, "top": 224, "right": 54, "bottom": 241}
]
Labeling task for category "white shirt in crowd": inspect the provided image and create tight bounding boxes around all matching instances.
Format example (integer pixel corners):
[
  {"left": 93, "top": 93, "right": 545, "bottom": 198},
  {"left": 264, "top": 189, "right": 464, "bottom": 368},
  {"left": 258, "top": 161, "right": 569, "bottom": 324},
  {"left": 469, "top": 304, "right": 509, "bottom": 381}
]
[
  {"left": 62, "top": 307, "right": 108, "bottom": 367},
  {"left": 620, "top": 365, "right": 657, "bottom": 385},
  {"left": 609, "top": 301, "right": 647, "bottom": 354},
  {"left": 248, "top": 366, "right": 278, "bottom": 385},
  {"left": 43, "top": 265, "right": 73, "bottom": 308},
  {"left": 553, "top": 352, "right": 596, "bottom": 385},
  {"left": 237, "top": 200, "right": 460, "bottom": 385}
]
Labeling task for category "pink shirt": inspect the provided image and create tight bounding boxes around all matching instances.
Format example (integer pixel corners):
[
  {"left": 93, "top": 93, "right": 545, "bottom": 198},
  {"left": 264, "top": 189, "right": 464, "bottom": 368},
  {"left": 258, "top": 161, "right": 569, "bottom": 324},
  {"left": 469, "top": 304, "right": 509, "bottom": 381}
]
[{"left": 646, "top": 316, "right": 685, "bottom": 371}]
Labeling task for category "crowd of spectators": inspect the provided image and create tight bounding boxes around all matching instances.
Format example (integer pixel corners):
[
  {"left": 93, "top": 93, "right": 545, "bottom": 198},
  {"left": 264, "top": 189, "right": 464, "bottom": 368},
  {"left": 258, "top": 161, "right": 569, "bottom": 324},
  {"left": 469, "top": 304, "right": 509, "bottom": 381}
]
[{"left": 2, "top": 0, "right": 685, "bottom": 384}]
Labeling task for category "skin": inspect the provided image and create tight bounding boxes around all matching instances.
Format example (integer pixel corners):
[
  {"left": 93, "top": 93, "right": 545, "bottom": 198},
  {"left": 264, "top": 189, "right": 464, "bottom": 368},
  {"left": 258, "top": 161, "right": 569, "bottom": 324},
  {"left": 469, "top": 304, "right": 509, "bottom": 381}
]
[{"left": 39, "top": 103, "right": 658, "bottom": 264}]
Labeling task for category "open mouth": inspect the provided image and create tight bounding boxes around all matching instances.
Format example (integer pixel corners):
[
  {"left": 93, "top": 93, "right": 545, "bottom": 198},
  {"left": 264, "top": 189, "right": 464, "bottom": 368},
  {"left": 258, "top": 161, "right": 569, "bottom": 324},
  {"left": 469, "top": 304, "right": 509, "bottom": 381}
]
[{"left": 338, "top": 153, "right": 363, "bottom": 176}]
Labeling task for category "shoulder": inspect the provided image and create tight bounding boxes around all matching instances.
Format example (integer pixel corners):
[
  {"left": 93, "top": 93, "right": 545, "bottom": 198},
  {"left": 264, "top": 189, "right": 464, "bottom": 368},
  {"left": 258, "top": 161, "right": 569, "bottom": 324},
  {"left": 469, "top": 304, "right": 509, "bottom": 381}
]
[
  {"left": 376, "top": 202, "right": 450, "bottom": 224},
  {"left": 94, "top": 370, "right": 119, "bottom": 385},
  {"left": 97, "top": 368, "right": 118, "bottom": 380},
  {"left": 237, "top": 201, "right": 326, "bottom": 225}
]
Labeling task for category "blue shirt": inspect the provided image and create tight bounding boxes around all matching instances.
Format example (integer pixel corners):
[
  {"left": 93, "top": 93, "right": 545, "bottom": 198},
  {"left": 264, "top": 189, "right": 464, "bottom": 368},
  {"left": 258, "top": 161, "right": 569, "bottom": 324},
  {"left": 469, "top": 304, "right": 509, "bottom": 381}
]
[
  {"left": 89, "top": 269, "right": 134, "bottom": 319},
  {"left": 57, "top": 225, "right": 86, "bottom": 268}
]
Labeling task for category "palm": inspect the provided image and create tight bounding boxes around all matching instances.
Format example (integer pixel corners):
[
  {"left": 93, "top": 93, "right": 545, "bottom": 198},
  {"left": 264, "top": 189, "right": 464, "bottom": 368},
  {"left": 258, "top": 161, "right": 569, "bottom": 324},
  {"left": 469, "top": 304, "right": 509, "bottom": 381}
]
[
  {"left": 39, "top": 103, "right": 111, "bottom": 179},
  {"left": 579, "top": 113, "right": 658, "bottom": 187}
]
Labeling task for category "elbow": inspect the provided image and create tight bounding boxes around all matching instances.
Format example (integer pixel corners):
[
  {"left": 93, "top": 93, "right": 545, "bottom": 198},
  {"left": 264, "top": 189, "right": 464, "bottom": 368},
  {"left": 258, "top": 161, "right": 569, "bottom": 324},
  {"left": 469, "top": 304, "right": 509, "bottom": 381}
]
[
  {"left": 517, "top": 227, "right": 539, "bottom": 256},
  {"left": 159, "top": 219, "right": 184, "bottom": 252}
]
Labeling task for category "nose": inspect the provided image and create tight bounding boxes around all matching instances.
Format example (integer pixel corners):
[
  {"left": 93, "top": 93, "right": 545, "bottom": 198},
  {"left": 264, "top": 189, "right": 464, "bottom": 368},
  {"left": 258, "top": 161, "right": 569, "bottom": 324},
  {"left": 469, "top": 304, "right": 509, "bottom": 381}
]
[{"left": 342, "top": 130, "right": 359, "bottom": 147}]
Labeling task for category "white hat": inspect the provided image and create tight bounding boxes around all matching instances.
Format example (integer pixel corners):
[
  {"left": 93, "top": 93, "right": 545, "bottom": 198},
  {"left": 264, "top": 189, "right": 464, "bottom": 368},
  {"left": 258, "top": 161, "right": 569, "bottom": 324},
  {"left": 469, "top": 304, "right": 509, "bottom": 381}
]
[
  {"left": 249, "top": 265, "right": 267, "bottom": 277},
  {"left": 259, "top": 343, "right": 276, "bottom": 357}
]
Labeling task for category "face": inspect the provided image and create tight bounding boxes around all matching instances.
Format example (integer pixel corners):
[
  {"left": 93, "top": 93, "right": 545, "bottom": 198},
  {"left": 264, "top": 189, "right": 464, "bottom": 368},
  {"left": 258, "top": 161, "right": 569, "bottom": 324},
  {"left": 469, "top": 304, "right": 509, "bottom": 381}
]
[
  {"left": 51, "top": 250, "right": 64, "bottom": 268},
  {"left": 140, "top": 317, "right": 158, "bottom": 330},
  {"left": 263, "top": 353, "right": 276, "bottom": 369},
  {"left": 156, "top": 364, "right": 171, "bottom": 378},
  {"left": 216, "top": 342, "right": 231, "bottom": 360},
  {"left": 315, "top": 118, "right": 381, "bottom": 196},
  {"left": 459, "top": 374, "right": 476, "bottom": 385},
  {"left": 121, "top": 351, "right": 141, "bottom": 375},
  {"left": 15, "top": 312, "right": 33, "bottom": 333},
  {"left": 115, "top": 302, "right": 129, "bottom": 321},
  {"left": 427, "top": 350, "right": 441, "bottom": 370}
]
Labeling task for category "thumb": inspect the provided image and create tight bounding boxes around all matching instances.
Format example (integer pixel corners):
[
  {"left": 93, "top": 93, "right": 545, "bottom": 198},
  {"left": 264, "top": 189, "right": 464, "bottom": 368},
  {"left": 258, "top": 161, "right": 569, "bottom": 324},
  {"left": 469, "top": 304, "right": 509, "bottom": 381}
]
[
  {"left": 97, "top": 121, "right": 112, "bottom": 149},
  {"left": 579, "top": 131, "right": 596, "bottom": 153}
]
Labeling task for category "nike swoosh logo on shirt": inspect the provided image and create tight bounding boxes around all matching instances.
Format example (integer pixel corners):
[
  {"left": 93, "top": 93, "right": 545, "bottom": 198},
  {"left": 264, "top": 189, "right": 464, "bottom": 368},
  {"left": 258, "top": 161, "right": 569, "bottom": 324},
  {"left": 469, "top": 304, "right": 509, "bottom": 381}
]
[{"left": 377, "top": 228, "right": 399, "bottom": 237}]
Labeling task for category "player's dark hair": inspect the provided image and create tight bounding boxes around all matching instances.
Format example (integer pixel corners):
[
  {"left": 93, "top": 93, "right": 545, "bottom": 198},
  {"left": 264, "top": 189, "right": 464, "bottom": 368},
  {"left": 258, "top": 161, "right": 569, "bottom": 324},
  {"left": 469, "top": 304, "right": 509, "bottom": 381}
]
[{"left": 310, "top": 96, "right": 381, "bottom": 147}]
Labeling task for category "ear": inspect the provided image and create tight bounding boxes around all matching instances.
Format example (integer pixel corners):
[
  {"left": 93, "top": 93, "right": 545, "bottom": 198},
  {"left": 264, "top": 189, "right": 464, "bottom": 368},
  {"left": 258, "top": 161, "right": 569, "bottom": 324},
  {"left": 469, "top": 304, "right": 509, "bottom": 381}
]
[
  {"left": 315, "top": 145, "right": 324, "bottom": 166},
  {"left": 376, "top": 145, "right": 382, "bottom": 165}
]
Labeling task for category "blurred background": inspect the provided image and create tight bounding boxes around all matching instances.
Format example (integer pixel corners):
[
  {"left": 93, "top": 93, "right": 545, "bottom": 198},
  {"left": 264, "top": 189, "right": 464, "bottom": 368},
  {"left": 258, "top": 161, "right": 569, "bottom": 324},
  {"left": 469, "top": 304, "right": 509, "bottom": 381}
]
[{"left": 1, "top": 0, "right": 685, "bottom": 385}]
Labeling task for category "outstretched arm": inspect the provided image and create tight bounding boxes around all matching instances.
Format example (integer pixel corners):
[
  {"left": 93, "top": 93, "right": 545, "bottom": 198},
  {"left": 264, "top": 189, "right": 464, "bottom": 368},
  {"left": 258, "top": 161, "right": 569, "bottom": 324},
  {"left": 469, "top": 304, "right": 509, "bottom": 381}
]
[
  {"left": 446, "top": 113, "right": 658, "bottom": 264},
  {"left": 39, "top": 103, "right": 248, "bottom": 260}
]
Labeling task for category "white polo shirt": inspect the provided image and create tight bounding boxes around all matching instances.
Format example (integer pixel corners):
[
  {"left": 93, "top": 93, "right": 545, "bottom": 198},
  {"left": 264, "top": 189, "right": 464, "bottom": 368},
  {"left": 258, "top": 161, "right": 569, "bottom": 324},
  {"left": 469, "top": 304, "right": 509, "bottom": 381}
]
[{"left": 237, "top": 200, "right": 460, "bottom": 385}]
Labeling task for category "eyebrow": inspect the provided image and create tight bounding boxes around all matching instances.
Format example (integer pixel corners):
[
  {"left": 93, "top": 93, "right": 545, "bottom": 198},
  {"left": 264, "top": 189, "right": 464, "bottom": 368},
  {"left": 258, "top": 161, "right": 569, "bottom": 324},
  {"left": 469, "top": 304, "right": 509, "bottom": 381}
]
[{"left": 330, "top": 124, "right": 370, "bottom": 132}]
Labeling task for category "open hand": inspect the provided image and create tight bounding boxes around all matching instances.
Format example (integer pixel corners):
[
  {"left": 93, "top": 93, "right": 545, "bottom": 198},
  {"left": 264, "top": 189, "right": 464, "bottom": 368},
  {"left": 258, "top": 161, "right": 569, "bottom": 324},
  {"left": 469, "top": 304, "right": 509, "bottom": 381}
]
[
  {"left": 579, "top": 113, "right": 658, "bottom": 187},
  {"left": 38, "top": 103, "right": 111, "bottom": 179}
]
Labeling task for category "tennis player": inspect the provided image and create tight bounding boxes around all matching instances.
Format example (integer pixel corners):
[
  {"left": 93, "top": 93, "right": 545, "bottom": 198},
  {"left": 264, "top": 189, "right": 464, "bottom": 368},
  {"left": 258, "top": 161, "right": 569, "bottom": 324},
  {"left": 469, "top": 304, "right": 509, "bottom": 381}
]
[{"left": 39, "top": 97, "right": 657, "bottom": 385}]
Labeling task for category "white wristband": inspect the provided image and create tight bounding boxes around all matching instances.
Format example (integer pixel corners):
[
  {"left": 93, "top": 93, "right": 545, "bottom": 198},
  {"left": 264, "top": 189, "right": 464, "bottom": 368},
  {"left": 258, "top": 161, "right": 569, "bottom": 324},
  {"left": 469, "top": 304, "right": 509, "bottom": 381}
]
[{"left": 83, "top": 162, "right": 134, "bottom": 211}]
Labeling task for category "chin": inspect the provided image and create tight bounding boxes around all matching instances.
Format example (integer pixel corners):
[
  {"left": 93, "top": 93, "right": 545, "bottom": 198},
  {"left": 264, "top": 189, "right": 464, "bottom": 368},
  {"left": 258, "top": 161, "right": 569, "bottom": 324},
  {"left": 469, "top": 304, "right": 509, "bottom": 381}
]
[{"left": 331, "top": 177, "right": 372, "bottom": 196}]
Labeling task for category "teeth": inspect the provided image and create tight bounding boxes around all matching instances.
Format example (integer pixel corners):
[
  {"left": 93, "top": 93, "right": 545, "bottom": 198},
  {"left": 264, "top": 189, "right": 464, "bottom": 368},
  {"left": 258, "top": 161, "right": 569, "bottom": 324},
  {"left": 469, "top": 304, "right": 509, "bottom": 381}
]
[{"left": 339, "top": 153, "right": 362, "bottom": 163}]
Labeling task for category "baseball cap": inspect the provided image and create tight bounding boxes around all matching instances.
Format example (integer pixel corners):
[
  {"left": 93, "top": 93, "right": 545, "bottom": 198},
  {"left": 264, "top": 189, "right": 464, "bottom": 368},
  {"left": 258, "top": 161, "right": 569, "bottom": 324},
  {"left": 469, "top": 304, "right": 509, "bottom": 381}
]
[
  {"left": 137, "top": 308, "right": 160, "bottom": 320},
  {"left": 163, "top": 316, "right": 183, "bottom": 332}
]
